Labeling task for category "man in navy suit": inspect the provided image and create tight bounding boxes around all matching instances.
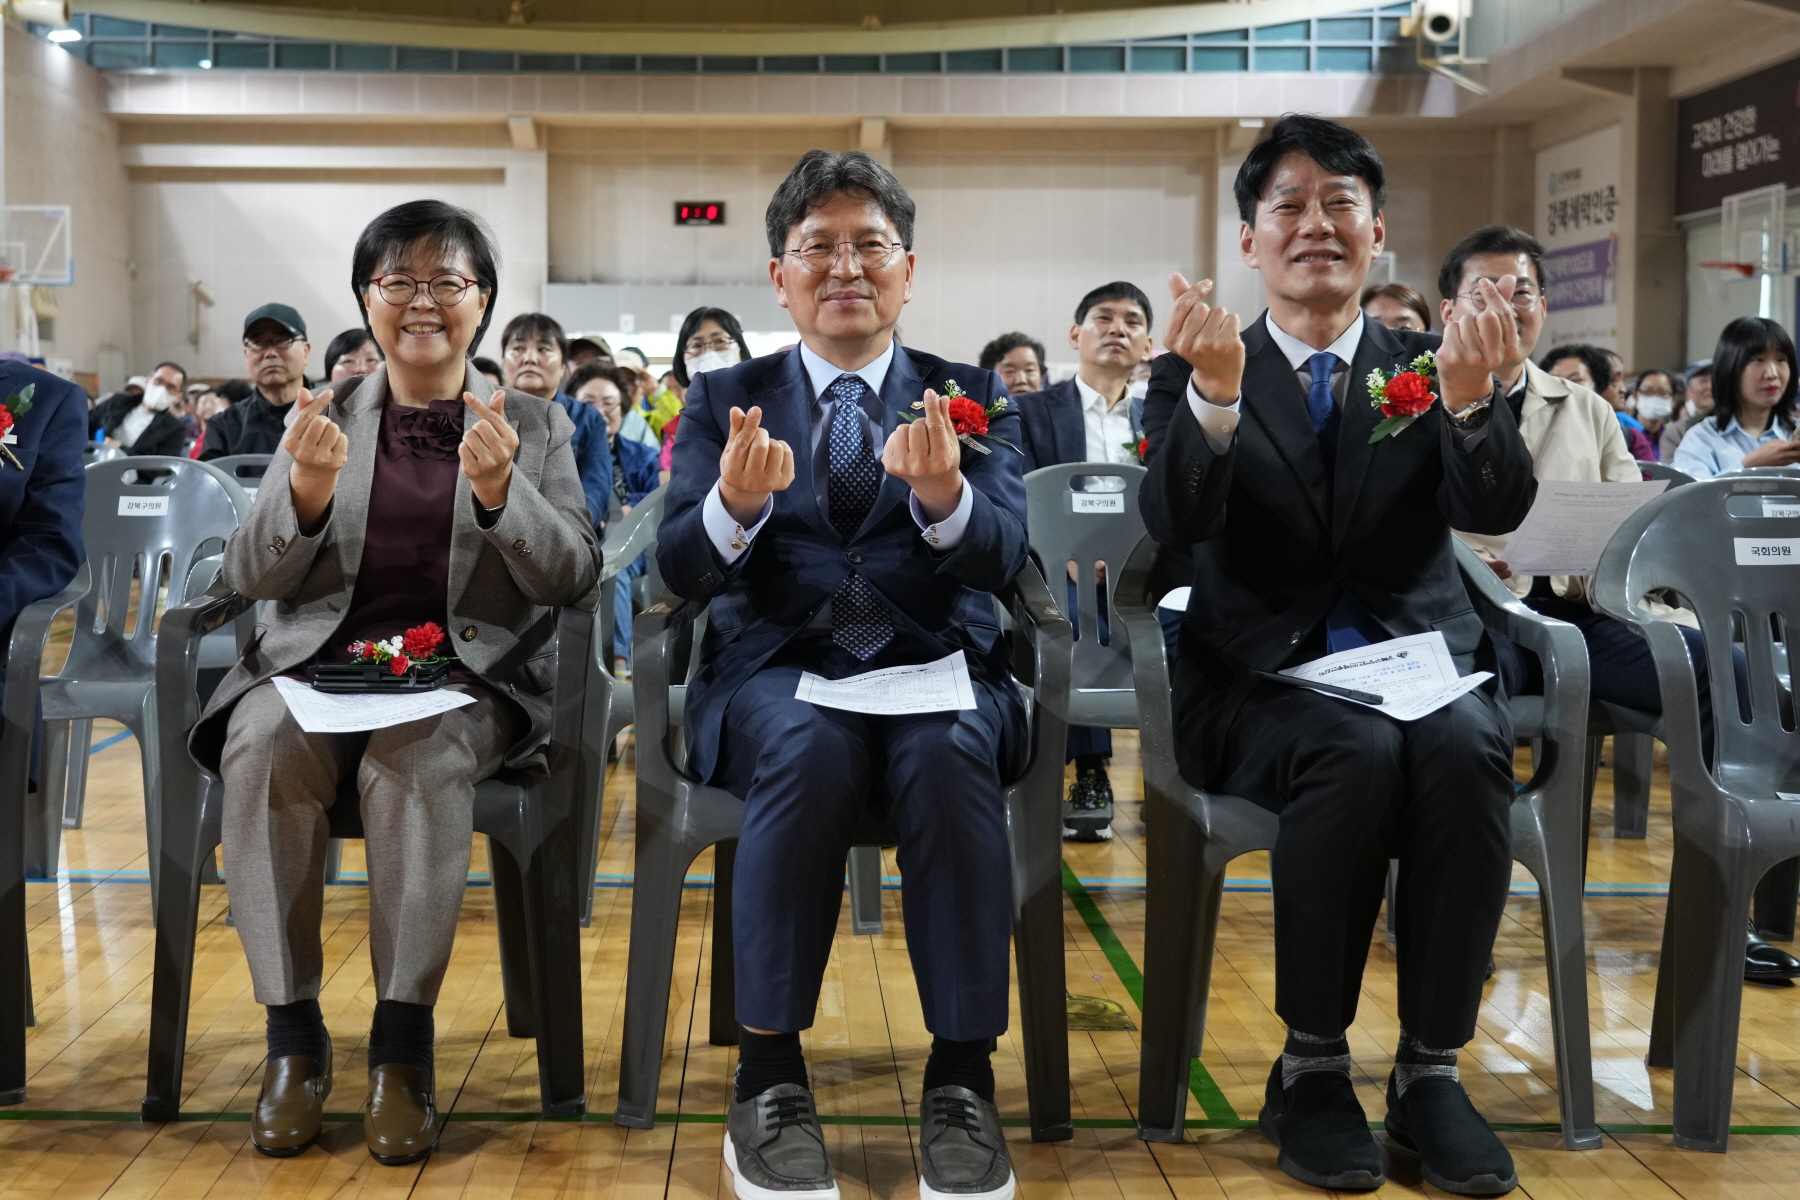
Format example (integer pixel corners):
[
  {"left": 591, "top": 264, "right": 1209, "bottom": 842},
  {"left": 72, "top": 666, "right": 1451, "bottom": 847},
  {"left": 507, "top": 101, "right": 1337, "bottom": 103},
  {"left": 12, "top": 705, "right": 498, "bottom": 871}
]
[
  {"left": 1015, "top": 281, "right": 1153, "bottom": 842},
  {"left": 0, "top": 363, "right": 87, "bottom": 784},
  {"left": 1138, "top": 117, "right": 1532, "bottom": 1194},
  {"left": 659, "top": 150, "right": 1026, "bottom": 1200}
]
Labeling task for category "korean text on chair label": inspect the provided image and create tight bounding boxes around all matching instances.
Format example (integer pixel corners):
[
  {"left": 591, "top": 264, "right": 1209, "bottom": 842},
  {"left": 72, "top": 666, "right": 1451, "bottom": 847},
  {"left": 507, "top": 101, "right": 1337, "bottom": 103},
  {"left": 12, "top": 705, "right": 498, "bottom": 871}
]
[
  {"left": 117, "top": 495, "right": 169, "bottom": 517},
  {"left": 1071, "top": 493, "right": 1125, "bottom": 514},
  {"left": 1761, "top": 498, "right": 1800, "bottom": 518},
  {"left": 1733, "top": 537, "right": 1800, "bottom": 564}
]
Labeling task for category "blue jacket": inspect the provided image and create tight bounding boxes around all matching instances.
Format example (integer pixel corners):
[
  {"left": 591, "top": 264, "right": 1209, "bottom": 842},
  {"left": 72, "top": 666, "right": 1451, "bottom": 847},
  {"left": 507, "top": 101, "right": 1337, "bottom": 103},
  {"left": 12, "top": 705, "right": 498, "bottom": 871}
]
[
  {"left": 0, "top": 364, "right": 86, "bottom": 641},
  {"left": 1015, "top": 376, "right": 1146, "bottom": 472},
  {"left": 553, "top": 390, "right": 615, "bottom": 531},
  {"left": 613, "top": 433, "right": 660, "bottom": 508},
  {"left": 657, "top": 344, "right": 1029, "bottom": 782}
]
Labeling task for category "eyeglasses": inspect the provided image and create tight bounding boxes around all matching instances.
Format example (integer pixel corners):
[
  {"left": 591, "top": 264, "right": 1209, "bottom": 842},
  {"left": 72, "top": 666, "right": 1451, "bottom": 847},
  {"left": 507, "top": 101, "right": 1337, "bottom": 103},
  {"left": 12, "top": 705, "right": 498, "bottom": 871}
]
[
  {"left": 1457, "top": 283, "right": 1541, "bottom": 313},
  {"left": 243, "top": 334, "right": 303, "bottom": 354},
  {"left": 503, "top": 341, "right": 560, "bottom": 362},
  {"left": 783, "top": 238, "right": 905, "bottom": 273},
  {"left": 685, "top": 334, "right": 737, "bottom": 355},
  {"left": 369, "top": 272, "right": 482, "bottom": 306}
]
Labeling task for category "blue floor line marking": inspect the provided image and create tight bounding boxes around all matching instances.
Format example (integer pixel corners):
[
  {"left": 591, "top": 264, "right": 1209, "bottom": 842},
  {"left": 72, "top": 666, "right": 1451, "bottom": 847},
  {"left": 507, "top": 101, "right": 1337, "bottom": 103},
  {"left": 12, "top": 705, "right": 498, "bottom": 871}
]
[
  {"left": 87, "top": 730, "right": 132, "bottom": 755},
  {"left": 34, "top": 870, "right": 1674, "bottom": 898}
]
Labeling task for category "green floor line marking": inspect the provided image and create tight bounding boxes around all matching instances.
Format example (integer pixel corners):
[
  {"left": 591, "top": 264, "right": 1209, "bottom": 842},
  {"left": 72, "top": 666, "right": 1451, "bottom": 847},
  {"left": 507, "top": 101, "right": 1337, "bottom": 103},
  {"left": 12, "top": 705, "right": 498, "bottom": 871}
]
[
  {"left": 7, "top": 1110, "right": 1800, "bottom": 1135},
  {"left": 1061, "top": 861, "right": 1238, "bottom": 1125}
]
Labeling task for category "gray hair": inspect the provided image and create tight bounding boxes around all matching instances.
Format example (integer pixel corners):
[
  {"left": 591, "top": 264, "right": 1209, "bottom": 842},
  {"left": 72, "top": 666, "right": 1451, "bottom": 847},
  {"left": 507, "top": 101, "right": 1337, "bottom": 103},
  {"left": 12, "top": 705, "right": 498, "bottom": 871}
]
[{"left": 765, "top": 149, "right": 916, "bottom": 258}]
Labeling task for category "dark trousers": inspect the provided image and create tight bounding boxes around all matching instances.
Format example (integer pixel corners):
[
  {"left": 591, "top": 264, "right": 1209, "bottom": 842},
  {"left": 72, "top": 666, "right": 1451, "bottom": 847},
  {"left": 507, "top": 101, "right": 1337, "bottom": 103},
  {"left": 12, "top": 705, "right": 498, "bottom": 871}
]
[
  {"left": 1197, "top": 680, "right": 1515, "bottom": 1046},
  {"left": 1066, "top": 725, "right": 1112, "bottom": 763},
  {"left": 715, "top": 650, "right": 1024, "bottom": 1040}
]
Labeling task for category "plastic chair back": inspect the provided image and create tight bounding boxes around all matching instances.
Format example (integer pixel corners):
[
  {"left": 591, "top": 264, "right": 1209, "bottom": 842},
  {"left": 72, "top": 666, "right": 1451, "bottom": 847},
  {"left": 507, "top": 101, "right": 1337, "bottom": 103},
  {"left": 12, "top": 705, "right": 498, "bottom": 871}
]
[
  {"left": 62, "top": 456, "right": 248, "bottom": 685},
  {"left": 1637, "top": 460, "right": 1695, "bottom": 486},
  {"left": 207, "top": 454, "right": 273, "bottom": 498},
  {"left": 1024, "top": 462, "right": 1147, "bottom": 728}
]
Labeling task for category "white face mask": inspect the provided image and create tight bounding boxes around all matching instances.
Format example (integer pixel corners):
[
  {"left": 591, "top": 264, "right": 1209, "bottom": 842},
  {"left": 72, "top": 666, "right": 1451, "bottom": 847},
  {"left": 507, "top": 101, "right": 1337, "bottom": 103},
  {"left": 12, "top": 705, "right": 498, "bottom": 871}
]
[
  {"left": 1635, "top": 395, "right": 1674, "bottom": 421},
  {"left": 685, "top": 348, "right": 738, "bottom": 377},
  {"left": 143, "top": 384, "right": 175, "bottom": 411}
]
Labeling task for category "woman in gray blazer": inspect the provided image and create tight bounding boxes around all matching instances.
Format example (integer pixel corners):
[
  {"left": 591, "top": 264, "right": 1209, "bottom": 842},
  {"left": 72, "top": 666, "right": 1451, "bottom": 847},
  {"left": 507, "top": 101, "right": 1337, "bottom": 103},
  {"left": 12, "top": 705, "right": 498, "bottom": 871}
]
[{"left": 190, "top": 200, "right": 600, "bottom": 1165}]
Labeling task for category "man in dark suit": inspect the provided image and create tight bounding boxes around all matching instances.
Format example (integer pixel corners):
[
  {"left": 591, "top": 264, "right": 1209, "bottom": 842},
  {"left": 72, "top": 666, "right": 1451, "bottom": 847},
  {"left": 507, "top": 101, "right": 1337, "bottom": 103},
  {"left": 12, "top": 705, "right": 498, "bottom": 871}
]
[
  {"left": 1139, "top": 116, "right": 1534, "bottom": 1195},
  {"left": 1016, "top": 281, "right": 1153, "bottom": 841},
  {"left": 659, "top": 150, "right": 1026, "bottom": 1200},
  {"left": 0, "top": 362, "right": 87, "bottom": 784}
]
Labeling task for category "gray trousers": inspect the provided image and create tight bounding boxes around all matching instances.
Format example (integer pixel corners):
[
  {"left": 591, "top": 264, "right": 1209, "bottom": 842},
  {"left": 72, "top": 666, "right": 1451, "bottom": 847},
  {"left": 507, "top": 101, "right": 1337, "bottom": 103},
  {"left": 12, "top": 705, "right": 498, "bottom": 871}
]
[{"left": 220, "top": 682, "right": 511, "bottom": 1006}]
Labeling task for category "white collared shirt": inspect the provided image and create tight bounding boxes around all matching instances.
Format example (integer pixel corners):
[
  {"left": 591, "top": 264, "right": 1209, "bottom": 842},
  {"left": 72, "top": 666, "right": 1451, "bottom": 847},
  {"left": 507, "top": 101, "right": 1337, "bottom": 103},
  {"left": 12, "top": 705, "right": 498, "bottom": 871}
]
[
  {"left": 1075, "top": 373, "right": 1139, "bottom": 466},
  {"left": 704, "top": 339, "right": 975, "bottom": 561},
  {"left": 1184, "top": 311, "right": 1364, "bottom": 451}
]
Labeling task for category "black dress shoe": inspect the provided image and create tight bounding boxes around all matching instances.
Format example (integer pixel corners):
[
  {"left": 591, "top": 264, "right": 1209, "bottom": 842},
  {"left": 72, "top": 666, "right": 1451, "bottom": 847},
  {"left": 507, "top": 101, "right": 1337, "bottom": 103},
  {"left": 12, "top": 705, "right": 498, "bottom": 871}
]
[
  {"left": 1746, "top": 921, "right": 1800, "bottom": 986},
  {"left": 918, "top": 1086, "right": 1014, "bottom": 1200},
  {"left": 724, "top": 1083, "right": 839, "bottom": 1200},
  {"left": 1383, "top": 1072, "right": 1517, "bottom": 1196},
  {"left": 1257, "top": 1061, "right": 1384, "bottom": 1191}
]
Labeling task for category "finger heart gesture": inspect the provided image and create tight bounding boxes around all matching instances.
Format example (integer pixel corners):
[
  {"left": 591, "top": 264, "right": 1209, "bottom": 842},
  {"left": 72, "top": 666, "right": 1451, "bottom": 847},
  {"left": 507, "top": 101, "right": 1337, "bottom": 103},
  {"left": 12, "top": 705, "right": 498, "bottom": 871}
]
[
  {"left": 882, "top": 390, "right": 964, "bottom": 519},
  {"left": 461, "top": 390, "right": 519, "bottom": 508},
  {"left": 283, "top": 386, "right": 345, "bottom": 476}
]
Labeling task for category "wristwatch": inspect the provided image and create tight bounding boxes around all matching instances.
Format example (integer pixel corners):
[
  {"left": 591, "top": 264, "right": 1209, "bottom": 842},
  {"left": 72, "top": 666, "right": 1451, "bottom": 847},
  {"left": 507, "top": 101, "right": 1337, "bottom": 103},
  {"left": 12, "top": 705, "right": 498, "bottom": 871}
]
[{"left": 1449, "top": 396, "right": 1493, "bottom": 429}]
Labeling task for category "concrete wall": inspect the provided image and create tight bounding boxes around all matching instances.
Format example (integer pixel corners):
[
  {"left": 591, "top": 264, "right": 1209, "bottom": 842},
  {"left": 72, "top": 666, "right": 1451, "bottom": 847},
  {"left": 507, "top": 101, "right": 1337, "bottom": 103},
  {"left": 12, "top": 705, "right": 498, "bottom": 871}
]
[{"left": 5, "top": 28, "right": 131, "bottom": 382}]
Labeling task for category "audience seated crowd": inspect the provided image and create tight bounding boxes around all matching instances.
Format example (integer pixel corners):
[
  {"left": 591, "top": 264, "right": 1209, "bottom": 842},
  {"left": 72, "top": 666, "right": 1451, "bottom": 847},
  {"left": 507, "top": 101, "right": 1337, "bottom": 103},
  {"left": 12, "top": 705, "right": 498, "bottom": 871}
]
[{"left": 14, "top": 111, "right": 1800, "bottom": 1196}]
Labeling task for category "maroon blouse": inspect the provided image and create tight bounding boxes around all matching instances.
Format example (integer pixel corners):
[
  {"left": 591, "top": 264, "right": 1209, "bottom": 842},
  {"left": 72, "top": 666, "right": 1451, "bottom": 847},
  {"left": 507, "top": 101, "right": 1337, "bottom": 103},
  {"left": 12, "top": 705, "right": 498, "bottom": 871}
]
[{"left": 317, "top": 398, "right": 470, "bottom": 677}]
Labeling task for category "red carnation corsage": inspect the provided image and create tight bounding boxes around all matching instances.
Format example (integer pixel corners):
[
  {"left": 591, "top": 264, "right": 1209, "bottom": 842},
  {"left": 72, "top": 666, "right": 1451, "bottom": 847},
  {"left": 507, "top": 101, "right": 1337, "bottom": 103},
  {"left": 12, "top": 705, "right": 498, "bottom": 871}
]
[
  {"left": 900, "top": 379, "right": 1017, "bottom": 455},
  {"left": 347, "top": 622, "right": 448, "bottom": 673},
  {"left": 1366, "top": 352, "right": 1439, "bottom": 442},
  {"left": 0, "top": 384, "right": 33, "bottom": 469}
]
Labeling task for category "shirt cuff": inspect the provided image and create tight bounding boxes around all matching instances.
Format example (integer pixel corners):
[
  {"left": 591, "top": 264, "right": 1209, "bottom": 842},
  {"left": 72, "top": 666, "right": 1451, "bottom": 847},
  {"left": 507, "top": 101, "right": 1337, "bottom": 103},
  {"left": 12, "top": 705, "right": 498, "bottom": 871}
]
[
  {"left": 703, "top": 483, "right": 773, "bottom": 564},
  {"left": 1187, "top": 377, "right": 1242, "bottom": 453},
  {"left": 911, "top": 479, "right": 975, "bottom": 550}
]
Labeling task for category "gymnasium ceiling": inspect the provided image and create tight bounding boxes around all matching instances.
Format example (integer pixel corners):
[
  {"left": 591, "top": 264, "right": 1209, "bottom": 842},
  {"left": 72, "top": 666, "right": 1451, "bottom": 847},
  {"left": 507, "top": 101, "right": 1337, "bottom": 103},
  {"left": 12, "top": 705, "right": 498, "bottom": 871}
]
[{"left": 78, "top": 0, "right": 1366, "bottom": 54}]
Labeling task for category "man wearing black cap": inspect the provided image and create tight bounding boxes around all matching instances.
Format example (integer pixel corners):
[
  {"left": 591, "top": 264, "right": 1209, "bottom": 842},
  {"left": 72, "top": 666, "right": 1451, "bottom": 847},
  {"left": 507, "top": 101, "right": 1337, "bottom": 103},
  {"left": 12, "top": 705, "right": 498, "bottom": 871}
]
[{"left": 201, "top": 303, "right": 313, "bottom": 460}]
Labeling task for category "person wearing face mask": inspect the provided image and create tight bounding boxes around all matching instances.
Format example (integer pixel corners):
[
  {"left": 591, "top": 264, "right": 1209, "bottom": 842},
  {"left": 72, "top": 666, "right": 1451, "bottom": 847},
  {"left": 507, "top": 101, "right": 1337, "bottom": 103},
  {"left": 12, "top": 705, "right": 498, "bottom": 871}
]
[
  {"left": 1625, "top": 369, "right": 1680, "bottom": 458},
  {"left": 101, "top": 361, "right": 189, "bottom": 458},
  {"left": 1673, "top": 317, "right": 1800, "bottom": 478},
  {"left": 661, "top": 307, "right": 754, "bottom": 476}
]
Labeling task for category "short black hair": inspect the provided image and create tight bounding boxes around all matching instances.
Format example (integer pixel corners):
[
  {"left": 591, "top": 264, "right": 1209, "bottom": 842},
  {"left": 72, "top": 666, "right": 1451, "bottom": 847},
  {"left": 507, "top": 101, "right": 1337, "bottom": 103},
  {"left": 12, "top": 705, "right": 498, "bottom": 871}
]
[
  {"left": 1711, "top": 316, "right": 1798, "bottom": 432},
  {"left": 979, "top": 332, "right": 1046, "bottom": 374},
  {"left": 499, "top": 312, "right": 567, "bottom": 363},
  {"left": 1437, "top": 224, "right": 1546, "bottom": 301},
  {"left": 1074, "top": 281, "right": 1153, "bottom": 332},
  {"left": 1234, "top": 114, "right": 1386, "bottom": 225},
  {"left": 673, "top": 306, "right": 753, "bottom": 387},
  {"left": 1539, "top": 343, "right": 1613, "bottom": 395},
  {"left": 351, "top": 199, "right": 500, "bottom": 351},
  {"left": 472, "top": 355, "right": 503, "bottom": 382},
  {"left": 766, "top": 149, "right": 916, "bottom": 258},
  {"left": 151, "top": 361, "right": 187, "bottom": 385},
  {"left": 567, "top": 360, "right": 635, "bottom": 402},
  {"left": 214, "top": 378, "right": 253, "bottom": 404},
  {"left": 323, "top": 328, "right": 380, "bottom": 377}
]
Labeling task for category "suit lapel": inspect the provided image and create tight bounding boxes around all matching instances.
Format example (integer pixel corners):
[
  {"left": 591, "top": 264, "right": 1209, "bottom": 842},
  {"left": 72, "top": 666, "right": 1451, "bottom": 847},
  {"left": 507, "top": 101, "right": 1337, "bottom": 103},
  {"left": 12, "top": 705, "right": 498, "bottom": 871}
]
[
  {"left": 1241, "top": 315, "right": 1330, "bottom": 530},
  {"left": 862, "top": 344, "right": 923, "bottom": 538},
  {"left": 331, "top": 365, "right": 387, "bottom": 591},
  {"left": 449, "top": 361, "right": 498, "bottom": 601},
  {"left": 1052, "top": 379, "right": 1087, "bottom": 464},
  {"left": 766, "top": 348, "right": 833, "bottom": 539},
  {"left": 1332, "top": 317, "right": 1415, "bottom": 546}
]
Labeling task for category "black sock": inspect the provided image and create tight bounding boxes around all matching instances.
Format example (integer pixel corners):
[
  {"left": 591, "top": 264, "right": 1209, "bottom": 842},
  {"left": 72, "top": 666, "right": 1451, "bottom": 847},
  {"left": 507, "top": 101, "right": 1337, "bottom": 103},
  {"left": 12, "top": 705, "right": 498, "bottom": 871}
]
[
  {"left": 1073, "top": 754, "right": 1109, "bottom": 781},
  {"left": 923, "top": 1035, "right": 996, "bottom": 1102},
  {"left": 1393, "top": 1029, "right": 1458, "bottom": 1097},
  {"left": 734, "top": 1029, "right": 807, "bottom": 1102},
  {"left": 367, "top": 999, "right": 435, "bottom": 1075},
  {"left": 266, "top": 999, "right": 328, "bottom": 1064},
  {"left": 1280, "top": 1027, "right": 1351, "bottom": 1089}
]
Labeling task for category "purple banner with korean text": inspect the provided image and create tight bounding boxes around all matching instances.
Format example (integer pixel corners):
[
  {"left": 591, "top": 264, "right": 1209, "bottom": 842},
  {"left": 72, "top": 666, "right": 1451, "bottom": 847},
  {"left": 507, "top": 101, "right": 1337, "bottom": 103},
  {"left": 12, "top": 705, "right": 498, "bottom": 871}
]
[{"left": 1543, "top": 237, "right": 1616, "bottom": 312}]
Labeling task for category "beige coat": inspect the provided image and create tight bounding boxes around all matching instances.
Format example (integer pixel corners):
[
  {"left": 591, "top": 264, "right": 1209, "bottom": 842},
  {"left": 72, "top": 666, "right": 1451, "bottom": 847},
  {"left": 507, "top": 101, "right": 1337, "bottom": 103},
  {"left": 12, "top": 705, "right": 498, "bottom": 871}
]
[
  {"left": 191, "top": 363, "right": 602, "bottom": 772},
  {"left": 1456, "top": 358, "right": 1637, "bottom": 605}
]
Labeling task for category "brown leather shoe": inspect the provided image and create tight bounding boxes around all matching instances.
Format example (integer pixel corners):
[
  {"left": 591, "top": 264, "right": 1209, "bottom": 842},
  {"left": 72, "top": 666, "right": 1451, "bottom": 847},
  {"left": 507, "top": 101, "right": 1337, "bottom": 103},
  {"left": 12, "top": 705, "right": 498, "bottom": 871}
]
[
  {"left": 250, "top": 1036, "right": 333, "bottom": 1157},
  {"left": 364, "top": 1063, "right": 440, "bottom": 1166}
]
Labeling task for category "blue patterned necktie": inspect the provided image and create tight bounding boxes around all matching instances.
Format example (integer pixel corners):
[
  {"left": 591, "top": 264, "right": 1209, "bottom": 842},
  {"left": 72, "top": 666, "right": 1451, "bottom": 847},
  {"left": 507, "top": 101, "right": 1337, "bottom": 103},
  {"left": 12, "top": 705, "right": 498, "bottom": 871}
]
[
  {"left": 1305, "top": 352, "right": 1339, "bottom": 435},
  {"left": 825, "top": 374, "right": 893, "bottom": 660}
]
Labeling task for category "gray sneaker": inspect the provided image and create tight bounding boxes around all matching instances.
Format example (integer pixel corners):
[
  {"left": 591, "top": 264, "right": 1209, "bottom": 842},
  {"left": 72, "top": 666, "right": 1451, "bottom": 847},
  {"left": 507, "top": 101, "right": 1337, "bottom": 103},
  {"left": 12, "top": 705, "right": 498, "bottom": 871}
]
[
  {"left": 724, "top": 1083, "right": 840, "bottom": 1200},
  {"left": 1062, "top": 775, "right": 1114, "bottom": 842},
  {"left": 918, "top": 1086, "right": 1015, "bottom": 1200}
]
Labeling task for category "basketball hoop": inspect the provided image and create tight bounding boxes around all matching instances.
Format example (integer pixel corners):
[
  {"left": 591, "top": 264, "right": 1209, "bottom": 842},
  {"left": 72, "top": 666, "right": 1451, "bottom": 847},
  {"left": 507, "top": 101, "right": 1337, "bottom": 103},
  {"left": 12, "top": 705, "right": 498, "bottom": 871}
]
[
  {"left": 1716, "top": 184, "right": 1795, "bottom": 283},
  {"left": 1698, "top": 261, "right": 1759, "bottom": 278}
]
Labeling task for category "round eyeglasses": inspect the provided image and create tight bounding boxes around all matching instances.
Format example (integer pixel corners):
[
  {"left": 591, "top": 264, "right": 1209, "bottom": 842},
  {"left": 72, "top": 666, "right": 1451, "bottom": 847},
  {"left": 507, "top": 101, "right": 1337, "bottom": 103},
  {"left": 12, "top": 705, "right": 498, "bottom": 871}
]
[
  {"left": 782, "top": 239, "right": 905, "bottom": 274},
  {"left": 369, "top": 272, "right": 483, "bottom": 306}
]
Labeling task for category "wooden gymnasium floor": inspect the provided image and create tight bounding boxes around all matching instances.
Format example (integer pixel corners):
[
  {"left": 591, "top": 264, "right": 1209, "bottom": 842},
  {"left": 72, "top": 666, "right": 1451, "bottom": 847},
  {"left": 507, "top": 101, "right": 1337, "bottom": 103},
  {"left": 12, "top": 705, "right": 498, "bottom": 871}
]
[{"left": 8, "top": 715, "right": 1800, "bottom": 1197}]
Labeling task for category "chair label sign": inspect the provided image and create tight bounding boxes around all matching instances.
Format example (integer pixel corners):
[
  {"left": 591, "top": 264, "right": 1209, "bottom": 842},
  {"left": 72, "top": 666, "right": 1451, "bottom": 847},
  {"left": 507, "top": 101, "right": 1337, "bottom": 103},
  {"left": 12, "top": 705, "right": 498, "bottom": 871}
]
[
  {"left": 1734, "top": 537, "right": 1800, "bottom": 564},
  {"left": 117, "top": 495, "right": 169, "bottom": 516},
  {"left": 1761, "top": 498, "right": 1800, "bottom": 518},
  {"left": 1072, "top": 493, "right": 1126, "bottom": 514}
]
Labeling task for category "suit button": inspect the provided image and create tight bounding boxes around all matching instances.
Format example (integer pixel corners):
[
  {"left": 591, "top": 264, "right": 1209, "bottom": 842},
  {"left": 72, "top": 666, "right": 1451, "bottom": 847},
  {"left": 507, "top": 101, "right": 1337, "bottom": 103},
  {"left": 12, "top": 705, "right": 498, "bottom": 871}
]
[
  {"left": 512, "top": 539, "right": 527, "bottom": 550},
  {"left": 517, "top": 547, "right": 533, "bottom": 557},
  {"left": 509, "top": 683, "right": 518, "bottom": 696},
  {"left": 267, "top": 544, "right": 281, "bottom": 555},
  {"left": 847, "top": 551, "right": 863, "bottom": 565},
  {"left": 461, "top": 626, "right": 478, "bottom": 642},
  {"left": 1289, "top": 632, "right": 1301, "bottom": 644},
  {"left": 272, "top": 535, "right": 286, "bottom": 549}
]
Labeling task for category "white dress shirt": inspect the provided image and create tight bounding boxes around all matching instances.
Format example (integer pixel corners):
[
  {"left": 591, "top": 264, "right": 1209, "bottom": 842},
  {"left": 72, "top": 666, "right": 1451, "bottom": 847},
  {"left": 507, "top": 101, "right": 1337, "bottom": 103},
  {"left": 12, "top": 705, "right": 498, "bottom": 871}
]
[
  {"left": 1075, "top": 372, "right": 1138, "bottom": 493},
  {"left": 1184, "top": 311, "right": 1365, "bottom": 451},
  {"left": 703, "top": 339, "right": 975, "bottom": 562}
]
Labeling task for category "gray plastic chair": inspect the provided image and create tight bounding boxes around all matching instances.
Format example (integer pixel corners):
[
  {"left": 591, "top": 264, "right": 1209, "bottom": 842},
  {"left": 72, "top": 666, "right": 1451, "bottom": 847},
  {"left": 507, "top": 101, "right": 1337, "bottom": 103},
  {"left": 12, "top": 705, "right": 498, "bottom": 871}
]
[
  {"left": 1024, "top": 463, "right": 1147, "bottom": 731},
  {"left": 1637, "top": 460, "right": 1695, "bottom": 486},
  {"left": 1126, "top": 535, "right": 1600, "bottom": 1150},
  {"left": 140, "top": 581, "right": 600, "bottom": 1120},
  {"left": 205, "top": 453, "right": 272, "bottom": 496},
  {"left": 31, "top": 456, "right": 250, "bottom": 886},
  {"left": 1592, "top": 473, "right": 1800, "bottom": 1151},
  {"left": 614, "top": 564, "right": 1075, "bottom": 1142},
  {"left": 0, "top": 565, "right": 91, "bottom": 1101}
]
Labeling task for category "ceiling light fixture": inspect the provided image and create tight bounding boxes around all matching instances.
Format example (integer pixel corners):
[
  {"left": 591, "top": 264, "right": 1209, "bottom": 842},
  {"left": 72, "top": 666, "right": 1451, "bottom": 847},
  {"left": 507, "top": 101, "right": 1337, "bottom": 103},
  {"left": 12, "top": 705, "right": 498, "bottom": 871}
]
[{"left": 46, "top": 27, "right": 81, "bottom": 42}]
